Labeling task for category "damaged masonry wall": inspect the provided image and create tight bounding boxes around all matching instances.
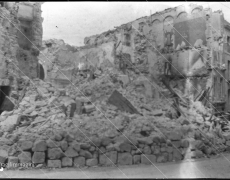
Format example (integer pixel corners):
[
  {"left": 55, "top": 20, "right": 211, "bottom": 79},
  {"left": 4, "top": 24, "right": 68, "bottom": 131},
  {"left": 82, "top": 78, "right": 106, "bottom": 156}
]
[
  {"left": 38, "top": 4, "right": 230, "bottom": 112},
  {"left": 78, "top": 4, "right": 229, "bottom": 112},
  {"left": 0, "top": 2, "right": 43, "bottom": 87}
]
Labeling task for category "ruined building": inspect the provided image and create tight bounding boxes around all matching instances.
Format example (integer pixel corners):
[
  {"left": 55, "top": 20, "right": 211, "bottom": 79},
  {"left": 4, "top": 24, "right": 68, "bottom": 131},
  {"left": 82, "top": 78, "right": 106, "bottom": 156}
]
[
  {"left": 39, "top": 4, "right": 230, "bottom": 114},
  {"left": 0, "top": 2, "right": 43, "bottom": 111}
]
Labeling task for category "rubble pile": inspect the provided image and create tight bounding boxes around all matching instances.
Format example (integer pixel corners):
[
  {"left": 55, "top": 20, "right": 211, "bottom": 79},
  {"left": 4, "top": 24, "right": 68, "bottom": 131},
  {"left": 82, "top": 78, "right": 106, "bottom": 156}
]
[{"left": 0, "top": 69, "right": 230, "bottom": 169}]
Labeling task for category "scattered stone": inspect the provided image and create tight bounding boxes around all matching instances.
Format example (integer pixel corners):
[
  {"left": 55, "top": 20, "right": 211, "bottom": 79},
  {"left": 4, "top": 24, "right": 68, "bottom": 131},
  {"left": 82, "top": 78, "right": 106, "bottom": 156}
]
[
  {"left": 118, "top": 153, "right": 132, "bottom": 165},
  {"left": 48, "top": 160, "right": 61, "bottom": 168},
  {"left": 168, "top": 132, "right": 182, "bottom": 141},
  {"left": 32, "top": 152, "right": 45, "bottom": 164},
  {"left": 172, "top": 148, "right": 183, "bottom": 161}
]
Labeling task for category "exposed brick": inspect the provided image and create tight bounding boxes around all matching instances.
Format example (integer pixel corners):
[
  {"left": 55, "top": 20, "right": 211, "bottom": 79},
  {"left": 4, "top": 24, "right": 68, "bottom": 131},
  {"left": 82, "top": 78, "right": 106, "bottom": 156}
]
[
  {"left": 62, "top": 157, "right": 73, "bottom": 167},
  {"left": 99, "top": 151, "right": 117, "bottom": 166},
  {"left": 118, "top": 153, "right": 132, "bottom": 165},
  {"left": 133, "top": 155, "right": 141, "bottom": 164},
  {"left": 32, "top": 152, "right": 45, "bottom": 164},
  {"left": 48, "top": 160, "right": 61, "bottom": 168},
  {"left": 32, "top": 140, "right": 47, "bottom": 152},
  {"left": 48, "top": 148, "right": 63, "bottom": 159},
  {"left": 74, "top": 156, "right": 85, "bottom": 167},
  {"left": 86, "top": 158, "right": 98, "bottom": 166},
  {"left": 141, "top": 154, "right": 156, "bottom": 165}
]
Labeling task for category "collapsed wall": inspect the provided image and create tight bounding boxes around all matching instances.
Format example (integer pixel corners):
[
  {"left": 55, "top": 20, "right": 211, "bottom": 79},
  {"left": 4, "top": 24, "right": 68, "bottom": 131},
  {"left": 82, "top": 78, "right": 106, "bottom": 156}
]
[{"left": 0, "top": 2, "right": 43, "bottom": 112}]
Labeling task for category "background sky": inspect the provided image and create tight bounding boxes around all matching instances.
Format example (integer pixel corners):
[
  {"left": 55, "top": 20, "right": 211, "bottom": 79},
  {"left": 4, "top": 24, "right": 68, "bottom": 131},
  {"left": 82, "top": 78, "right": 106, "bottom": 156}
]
[{"left": 41, "top": 2, "right": 230, "bottom": 46}]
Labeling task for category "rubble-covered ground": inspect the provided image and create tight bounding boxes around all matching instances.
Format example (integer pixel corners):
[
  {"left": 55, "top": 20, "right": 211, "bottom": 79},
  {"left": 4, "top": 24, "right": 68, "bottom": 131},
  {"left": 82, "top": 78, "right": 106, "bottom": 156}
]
[{"left": 0, "top": 67, "right": 230, "bottom": 169}]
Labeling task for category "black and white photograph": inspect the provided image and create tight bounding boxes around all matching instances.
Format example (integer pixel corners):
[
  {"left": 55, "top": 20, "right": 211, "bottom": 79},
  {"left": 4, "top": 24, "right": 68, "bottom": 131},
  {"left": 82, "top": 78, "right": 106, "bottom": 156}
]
[{"left": 1, "top": 1, "right": 230, "bottom": 178}]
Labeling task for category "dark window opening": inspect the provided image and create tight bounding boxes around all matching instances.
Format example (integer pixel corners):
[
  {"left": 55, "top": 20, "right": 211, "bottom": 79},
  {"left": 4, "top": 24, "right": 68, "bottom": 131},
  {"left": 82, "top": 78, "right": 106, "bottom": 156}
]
[
  {"left": 0, "top": 86, "right": 13, "bottom": 114},
  {"left": 227, "top": 36, "right": 230, "bottom": 45},
  {"left": 39, "top": 63, "right": 45, "bottom": 80}
]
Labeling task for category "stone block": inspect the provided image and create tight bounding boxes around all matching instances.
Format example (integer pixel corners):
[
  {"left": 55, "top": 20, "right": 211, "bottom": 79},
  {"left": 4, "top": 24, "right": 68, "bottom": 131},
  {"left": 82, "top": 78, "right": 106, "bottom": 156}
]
[
  {"left": 86, "top": 158, "right": 98, "bottom": 167},
  {"left": 84, "top": 151, "right": 93, "bottom": 159},
  {"left": 153, "top": 146, "right": 160, "bottom": 155},
  {"left": 72, "top": 142, "right": 81, "bottom": 152},
  {"left": 74, "top": 156, "right": 85, "bottom": 167},
  {"left": 168, "top": 153, "right": 173, "bottom": 162},
  {"left": 47, "top": 160, "right": 61, "bottom": 168},
  {"left": 137, "top": 137, "right": 153, "bottom": 145},
  {"left": 65, "top": 134, "right": 74, "bottom": 142},
  {"left": 7, "top": 156, "right": 18, "bottom": 169},
  {"left": 48, "top": 148, "right": 63, "bottom": 159},
  {"left": 62, "top": 157, "right": 73, "bottom": 167},
  {"left": 133, "top": 155, "right": 141, "bottom": 164},
  {"left": 65, "top": 146, "right": 79, "bottom": 157},
  {"left": 141, "top": 154, "right": 156, "bottom": 165},
  {"left": 80, "top": 143, "right": 91, "bottom": 150},
  {"left": 46, "top": 139, "right": 60, "bottom": 148},
  {"left": 168, "top": 132, "right": 182, "bottom": 141},
  {"left": 118, "top": 153, "right": 132, "bottom": 165},
  {"left": 89, "top": 137, "right": 101, "bottom": 147},
  {"left": 54, "top": 134, "right": 63, "bottom": 141},
  {"left": 18, "top": 151, "right": 31, "bottom": 163},
  {"left": 17, "top": 140, "right": 33, "bottom": 151},
  {"left": 152, "top": 136, "right": 161, "bottom": 144},
  {"left": 172, "top": 148, "right": 182, "bottom": 161},
  {"left": 0, "top": 149, "right": 8, "bottom": 163},
  {"left": 99, "top": 146, "right": 106, "bottom": 154},
  {"left": 32, "top": 140, "right": 47, "bottom": 152},
  {"left": 143, "top": 145, "right": 151, "bottom": 155},
  {"left": 60, "top": 141, "right": 68, "bottom": 151},
  {"left": 32, "top": 152, "right": 45, "bottom": 164},
  {"left": 0, "top": 115, "right": 21, "bottom": 132},
  {"left": 99, "top": 151, "right": 117, "bottom": 166},
  {"left": 75, "top": 100, "right": 83, "bottom": 115},
  {"left": 89, "top": 146, "right": 96, "bottom": 152}
]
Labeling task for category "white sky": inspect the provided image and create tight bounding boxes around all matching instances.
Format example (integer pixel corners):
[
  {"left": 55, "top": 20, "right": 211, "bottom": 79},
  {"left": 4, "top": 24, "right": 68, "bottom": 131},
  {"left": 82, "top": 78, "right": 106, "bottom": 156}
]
[{"left": 41, "top": 2, "right": 230, "bottom": 46}]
